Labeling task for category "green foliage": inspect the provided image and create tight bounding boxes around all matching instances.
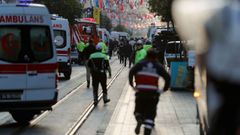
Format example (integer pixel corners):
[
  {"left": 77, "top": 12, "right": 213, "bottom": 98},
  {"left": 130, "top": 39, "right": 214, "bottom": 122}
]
[
  {"left": 100, "top": 13, "right": 112, "bottom": 32},
  {"left": 148, "top": 0, "right": 173, "bottom": 23},
  {"left": 34, "top": 0, "right": 83, "bottom": 24}
]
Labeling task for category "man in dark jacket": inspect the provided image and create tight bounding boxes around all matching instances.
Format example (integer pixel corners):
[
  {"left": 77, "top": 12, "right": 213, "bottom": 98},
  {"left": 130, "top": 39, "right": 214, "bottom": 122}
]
[
  {"left": 129, "top": 49, "right": 170, "bottom": 135},
  {"left": 83, "top": 39, "right": 96, "bottom": 88},
  {"left": 88, "top": 43, "right": 111, "bottom": 106},
  {"left": 122, "top": 43, "right": 133, "bottom": 67}
]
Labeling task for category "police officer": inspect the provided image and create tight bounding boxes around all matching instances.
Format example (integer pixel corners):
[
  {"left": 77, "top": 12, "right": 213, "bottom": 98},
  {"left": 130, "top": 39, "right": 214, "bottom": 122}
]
[
  {"left": 134, "top": 40, "right": 147, "bottom": 64},
  {"left": 88, "top": 43, "right": 111, "bottom": 106},
  {"left": 83, "top": 39, "right": 96, "bottom": 88},
  {"left": 129, "top": 49, "right": 170, "bottom": 135},
  {"left": 143, "top": 40, "right": 152, "bottom": 51},
  {"left": 98, "top": 39, "right": 107, "bottom": 54},
  {"left": 76, "top": 40, "right": 86, "bottom": 65}
]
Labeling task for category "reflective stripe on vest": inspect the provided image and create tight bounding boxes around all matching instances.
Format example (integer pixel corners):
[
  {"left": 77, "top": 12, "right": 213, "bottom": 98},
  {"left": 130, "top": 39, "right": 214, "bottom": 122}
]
[{"left": 135, "top": 71, "right": 159, "bottom": 89}]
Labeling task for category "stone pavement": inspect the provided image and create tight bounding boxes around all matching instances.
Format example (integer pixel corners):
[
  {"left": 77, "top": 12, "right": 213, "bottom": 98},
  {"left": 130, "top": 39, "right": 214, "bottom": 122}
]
[{"left": 104, "top": 83, "right": 200, "bottom": 135}]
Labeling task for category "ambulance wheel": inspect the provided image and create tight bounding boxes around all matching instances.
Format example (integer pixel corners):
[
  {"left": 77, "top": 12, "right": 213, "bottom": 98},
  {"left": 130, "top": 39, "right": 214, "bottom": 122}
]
[
  {"left": 64, "top": 72, "right": 71, "bottom": 80},
  {"left": 10, "top": 110, "right": 39, "bottom": 124}
]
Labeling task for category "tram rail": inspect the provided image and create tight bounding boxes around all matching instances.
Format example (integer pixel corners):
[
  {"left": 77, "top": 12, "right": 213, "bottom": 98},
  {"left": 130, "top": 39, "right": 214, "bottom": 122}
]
[{"left": 0, "top": 57, "right": 124, "bottom": 135}]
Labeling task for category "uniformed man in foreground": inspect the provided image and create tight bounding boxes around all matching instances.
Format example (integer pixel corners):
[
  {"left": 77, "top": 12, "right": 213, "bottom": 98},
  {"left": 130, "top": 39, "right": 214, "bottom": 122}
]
[
  {"left": 129, "top": 49, "right": 170, "bottom": 135},
  {"left": 88, "top": 43, "right": 111, "bottom": 106}
]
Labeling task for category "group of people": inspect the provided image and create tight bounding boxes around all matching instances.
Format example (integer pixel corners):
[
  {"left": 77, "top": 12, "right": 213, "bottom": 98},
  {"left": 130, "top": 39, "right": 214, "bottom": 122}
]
[{"left": 76, "top": 37, "right": 170, "bottom": 135}]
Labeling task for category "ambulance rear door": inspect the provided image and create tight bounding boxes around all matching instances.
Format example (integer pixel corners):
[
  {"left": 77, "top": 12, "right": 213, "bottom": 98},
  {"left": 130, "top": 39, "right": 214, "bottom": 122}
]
[
  {"left": 23, "top": 7, "right": 57, "bottom": 95},
  {"left": 52, "top": 18, "right": 71, "bottom": 63},
  {"left": 0, "top": 7, "right": 27, "bottom": 101}
]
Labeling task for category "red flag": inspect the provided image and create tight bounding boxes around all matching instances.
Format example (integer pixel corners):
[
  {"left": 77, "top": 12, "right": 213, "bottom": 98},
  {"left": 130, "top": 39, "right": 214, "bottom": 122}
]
[
  {"left": 129, "top": 0, "right": 134, "bottom": 9},
  {"left": 119, "top": 2, "right": 124, "bottom": 12},
  {"left": 139, "top": 0, "right": 143, "bottom": 6},
  {"left": 99, "top": 0, "right": 103, "bottom": 9}
]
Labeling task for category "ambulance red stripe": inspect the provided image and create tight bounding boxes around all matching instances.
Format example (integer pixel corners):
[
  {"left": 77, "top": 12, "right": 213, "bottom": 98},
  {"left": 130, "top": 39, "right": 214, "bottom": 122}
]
[
  {"left": 0, "top": 64, "right": 26, "bottom": 74},
  {"left": 57, "top": 50, "right": 68, "bottom": 54},
  {"left": 28, "top": 63, "right": 58, "bottom": 73},
  {"left": 0, "top": 63, "right": 58, "bottom": 74}
]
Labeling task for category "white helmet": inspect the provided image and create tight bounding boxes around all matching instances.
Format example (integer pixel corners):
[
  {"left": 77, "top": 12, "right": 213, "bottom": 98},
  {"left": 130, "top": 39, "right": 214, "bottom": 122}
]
[
  {"left": 136, "top": 40, "right": 143, "bottom": 45},
  {"left": 96, "top": 43, "right": 102, "bottom": 50}
]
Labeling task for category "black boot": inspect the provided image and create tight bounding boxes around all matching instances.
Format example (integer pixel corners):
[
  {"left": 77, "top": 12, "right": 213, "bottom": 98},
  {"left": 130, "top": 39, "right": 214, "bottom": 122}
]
[
  {"left": 93, "top": 91, "right": 98, "bottom": 106},
  {"left": 87, "top": 80, "right": 90, "bottom": 88},
  {"left": 144, "top": 128, "right": 151, "bottom": 135},
  {"left": 103, "top": 94, "right": 110, "bottom": 104},
  {"left": 135, "top": 114, "right": 143, "bottom": 134},
  {"left": 135, "top": 122, "right": 141, "bottom": 134}
]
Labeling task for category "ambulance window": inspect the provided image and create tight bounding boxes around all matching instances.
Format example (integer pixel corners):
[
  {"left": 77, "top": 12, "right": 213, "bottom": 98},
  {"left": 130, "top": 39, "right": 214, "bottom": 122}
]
[
  {"left": 53, "top": 30, "right": 66, "bottom": 48},
  {"left": 30, "top": 27, "right": 53, "bottom": 62},
  {"left": 0, "top": 28, "right": 21, "bottom": 62}
]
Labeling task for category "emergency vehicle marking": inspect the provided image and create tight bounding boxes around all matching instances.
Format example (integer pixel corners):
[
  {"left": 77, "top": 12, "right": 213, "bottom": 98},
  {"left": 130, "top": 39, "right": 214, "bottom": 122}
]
[
  {"left": 57, "top": 50, "right": 69, "bottom": 55},
  {"left": 53, "top": 24, "right": 62, "bottom": 28},
  {"left": 0, "top": 63, "right": 57, "bottom": 74},
  {"left": 0, "top": 15, "right": 44, "bottom": 24}
]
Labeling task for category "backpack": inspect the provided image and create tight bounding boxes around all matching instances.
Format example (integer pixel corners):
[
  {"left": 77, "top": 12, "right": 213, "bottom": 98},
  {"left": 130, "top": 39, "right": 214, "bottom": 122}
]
[{"left": 206, "top": 4, "right": 240, "bottom": 83}]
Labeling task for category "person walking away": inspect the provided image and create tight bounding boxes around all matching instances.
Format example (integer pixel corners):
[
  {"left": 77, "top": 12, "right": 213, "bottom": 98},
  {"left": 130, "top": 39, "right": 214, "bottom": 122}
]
[
  {"left": 88, "top": 43, "right": 112, "bottom": 106},
  {"left": 76, "top": 40, "right": 86, "bottom": 65},
  {"left": 129, "top": 49, "right": 170, "bottom": 135},
  {"left": 83, "top": 39, "right": 96, "bottom": 88},
  {"left": 134, "top": 40, "right": 147, "bottom": 64},
  {"left": 108, "top": 39, "right": 114, "bottom": 59},
  {"left": 143, "top": 40, "right": 152, "bottom": 51},
  {"left": 122, "top": 42, "right": 133, "bottom": 67},
  {"left": 118, "top": 40, "right": 125, "bottom": 64},
  {"left": 98, "top": 39, "right": 107, "bottom": 54}
]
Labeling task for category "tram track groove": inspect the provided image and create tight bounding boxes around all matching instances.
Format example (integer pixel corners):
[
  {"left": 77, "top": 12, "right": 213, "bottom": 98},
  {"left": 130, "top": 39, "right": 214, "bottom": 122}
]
[
  {"left": 30, "top": 57, "right": 119, "bottom": 126},
  {"left": 1, "top": 58, "right": 123, "bottom": 135},
  {"left": 65, "top": 65, "right": 124, "bottom": 135}
]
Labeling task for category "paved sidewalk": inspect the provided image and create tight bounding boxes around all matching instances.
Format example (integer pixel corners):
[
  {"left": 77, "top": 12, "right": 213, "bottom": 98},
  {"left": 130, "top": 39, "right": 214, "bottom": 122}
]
[{"left": 104, "top": 82, "right": 199, "bottom": 135}]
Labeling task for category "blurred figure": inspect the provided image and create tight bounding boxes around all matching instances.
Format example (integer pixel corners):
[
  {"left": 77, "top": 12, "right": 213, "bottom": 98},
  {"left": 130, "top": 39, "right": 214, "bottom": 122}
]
[
  {"left": 204, "top": 1, "right": 240, "bottom": 134},
  {"left": 133, "top": 40, "right": 147, "bottom": 64},
  {"left": 153, "top": 34, "right": 167, "bottom": 65},
  {"left": 143, "top": 40, "right": 152, "bottom": 51},
  {"left": 76, "top": 40, "right": 86, "bottom": 65},
  {"left": 129, "top": 49, "right": 170, "bottom": 135},
  {"left": 108, "top": 39, "right": 115, "bottom": 59},
  {"left": 83, "top": 39, "right": 96, "bottom": 88},
  {"left": 118, "top": 39, "right": 125, "bottom": 64},
  {"left": 88, "top": 43, "right": 111, "bottom": 106},
  {"left": 98, "top": 39, "right": 107, "bottom": 54},
  {"left": 122, "top": 42, "right": 133, "bottom": 67}
]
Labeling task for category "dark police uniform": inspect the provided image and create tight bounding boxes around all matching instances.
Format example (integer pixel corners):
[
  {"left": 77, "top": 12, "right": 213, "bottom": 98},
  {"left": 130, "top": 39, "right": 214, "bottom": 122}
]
[{"left": 88, "top": 45, "right": 111, "bottom": 106}]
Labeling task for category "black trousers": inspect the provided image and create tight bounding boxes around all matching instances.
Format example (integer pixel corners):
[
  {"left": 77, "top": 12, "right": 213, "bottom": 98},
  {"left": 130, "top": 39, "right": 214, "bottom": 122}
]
[
  {"left": 134, "top": 91, "right": 160, "bottom": 128},
  {"left": 92, "top": 73, "right": 107, "bottom": 100},
  {"left": 209, "top": 80, "right": 240, "bottom": 135}
]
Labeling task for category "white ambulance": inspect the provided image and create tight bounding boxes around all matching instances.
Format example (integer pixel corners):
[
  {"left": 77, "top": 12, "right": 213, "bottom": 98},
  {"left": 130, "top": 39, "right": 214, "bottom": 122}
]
[
  {"left": 0, "top": 2, "right": 58, "bottom": 123},
  {"left": 51, "top": 15, "right": 72, "bottom": 79}
]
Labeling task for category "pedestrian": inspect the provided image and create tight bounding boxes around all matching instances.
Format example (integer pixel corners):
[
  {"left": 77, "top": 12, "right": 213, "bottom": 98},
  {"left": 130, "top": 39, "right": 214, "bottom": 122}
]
[
  {"left": 88, "top": 43, "right": 112, "bottom": 106},
  {"left": 76, "top": 40, "right": 86, "bottom": 65},
  {"left": 143, "top": 40, "right": 152, "bottom": 51},
  {"left": 122, "top": 42, "right": 133, "bottom": 67},
  {"left": 129, "top": 49, "right": 170, "bottom": 135},
  {"left": 134, "top": 40, "right": 147, "bottom": 64},
  {"left": 108, "top": 39, "right": 114, "bottom": 59},
  {"left": 98, "top": 39, "right": 107, "bottom": 54},
  {"left": 83, "top": 39, "right": 96, "bottom": 88},
  {"left": 204, "top": 2, "right": 240, "bottom": 134},
  {"left": 118, "top": 40, "right": 125, "bottom": 64}
]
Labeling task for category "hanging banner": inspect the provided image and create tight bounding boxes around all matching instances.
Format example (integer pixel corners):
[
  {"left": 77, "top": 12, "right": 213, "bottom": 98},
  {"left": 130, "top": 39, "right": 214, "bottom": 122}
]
[
  {"left": 99, "top": 0, "right": 103, "bottom": 9},
  {"left": 93, "top": 7, "right": 100, "bottom": 24}
]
